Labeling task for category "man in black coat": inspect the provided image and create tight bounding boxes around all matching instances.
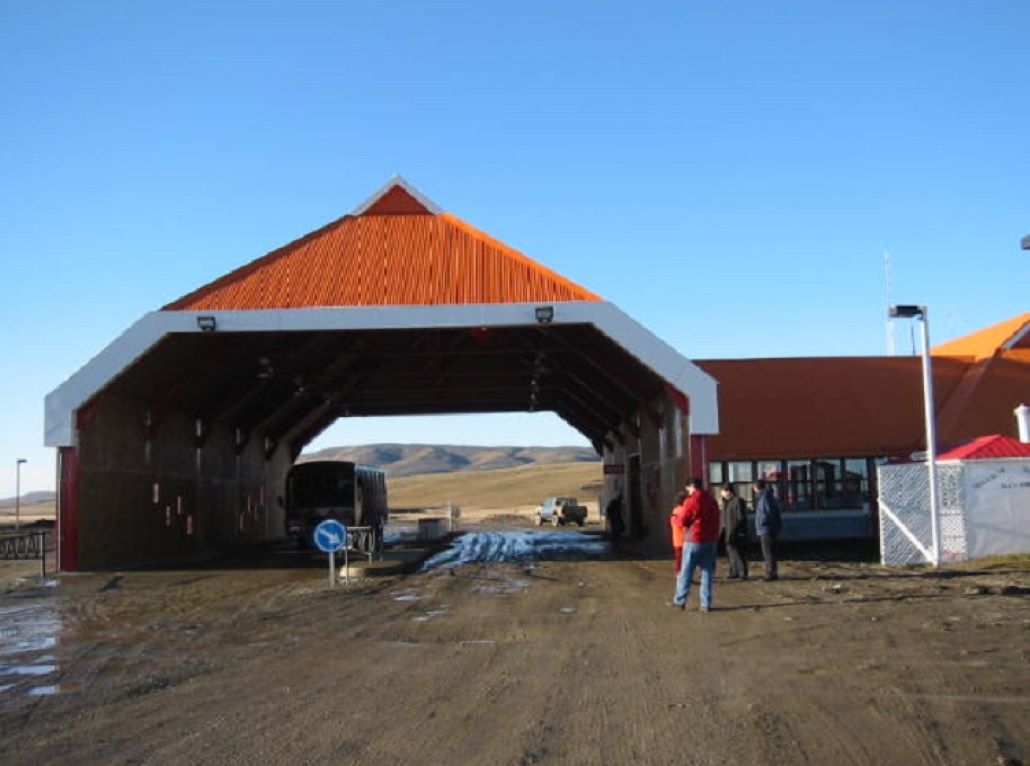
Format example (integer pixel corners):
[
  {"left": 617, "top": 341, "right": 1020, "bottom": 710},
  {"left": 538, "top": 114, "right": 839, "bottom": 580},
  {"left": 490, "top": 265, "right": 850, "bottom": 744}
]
[
  {"left": 605, "top": 492, "right": 624, "bottom": 542},
  {"left": 753, "top": 479, "right": 783, "bottom": 581},
  {"left": 719, "top": 484, "right": 749, "bottom": 580}
]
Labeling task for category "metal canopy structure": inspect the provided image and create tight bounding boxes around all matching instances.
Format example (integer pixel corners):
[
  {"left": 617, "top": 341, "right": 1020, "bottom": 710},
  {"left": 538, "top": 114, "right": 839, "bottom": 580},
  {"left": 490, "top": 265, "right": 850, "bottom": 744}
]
[
  {"left": 43, "top": 177, "right": 718, "bottom": 570},
  {"left": 95, "top": 322, "right": 676, "bottom": 458},
  {"left": 46, "top": 177, "right": 718, "bottom": 451}
]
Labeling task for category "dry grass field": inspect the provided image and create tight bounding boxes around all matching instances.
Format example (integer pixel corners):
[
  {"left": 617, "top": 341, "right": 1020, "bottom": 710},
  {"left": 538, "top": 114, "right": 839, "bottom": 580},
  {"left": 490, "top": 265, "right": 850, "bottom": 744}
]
[
  {"left": 386, "top": 460, "right": 602, "bottom": 512},
  {"left": 0, "top": 500, "right": 55, "bottom": 527}
]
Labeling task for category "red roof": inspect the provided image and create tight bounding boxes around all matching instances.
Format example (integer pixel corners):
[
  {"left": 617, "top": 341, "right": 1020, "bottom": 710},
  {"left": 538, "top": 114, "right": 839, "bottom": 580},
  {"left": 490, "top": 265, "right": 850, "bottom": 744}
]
[
  {"left": 938, "top": 434, "right": 1030, "bottom": 461},
  {"left": 164, "top": 179, "right": 599, "bottom": 311}
]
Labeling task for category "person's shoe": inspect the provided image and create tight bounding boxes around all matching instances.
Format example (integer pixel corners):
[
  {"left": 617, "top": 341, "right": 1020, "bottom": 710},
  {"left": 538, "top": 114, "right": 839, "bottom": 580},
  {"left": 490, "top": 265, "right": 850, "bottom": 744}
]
[
  {"left": 699, "top": 605, "right": 710, "bottom": 613},
  {"left": 665, "top": 599, "right": 686, "bottom": 610},
  {"left": 763, "top": 575, "right": 778, "bottom": 581}
]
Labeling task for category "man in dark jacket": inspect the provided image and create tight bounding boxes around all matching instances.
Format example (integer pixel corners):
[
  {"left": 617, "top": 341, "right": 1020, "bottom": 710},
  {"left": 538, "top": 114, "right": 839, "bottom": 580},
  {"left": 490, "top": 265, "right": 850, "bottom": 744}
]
[
  {"left": 669, "top": 478, "right": 721, "bottom": 612},
  {"left": 719, "top": 484, "right": 748, "bottom": 580},
  {"left": 605, "top": 492, "right": 624, "bottom": 542},
  {"left": 753, "top": 479, "right": 782, "bottom": 581}
]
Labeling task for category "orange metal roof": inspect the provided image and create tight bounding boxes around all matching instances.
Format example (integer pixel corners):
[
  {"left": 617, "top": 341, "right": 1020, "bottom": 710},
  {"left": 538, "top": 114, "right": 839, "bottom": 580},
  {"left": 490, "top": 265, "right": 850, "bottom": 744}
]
[
  {"left": 932, "top": 312, "right": 1030, "bottom": 360},
  {"left": 695, "top": 356, "right": 973, "bottom": 460},
  {"left": 164, "top": 182, "right": 599, "bottom": 310},
  {"left": 936, "top": 349, "right": 1030, "bottom": 441},
  {"left": 699, "top": 340, "right": 1030, "bottom": 460}
]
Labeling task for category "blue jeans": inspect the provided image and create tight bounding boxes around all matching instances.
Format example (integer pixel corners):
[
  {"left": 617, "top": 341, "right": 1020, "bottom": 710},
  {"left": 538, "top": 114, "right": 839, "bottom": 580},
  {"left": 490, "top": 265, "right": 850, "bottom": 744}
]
[{"left": 674, "top": 541, "right": 716, "bottom": 609}]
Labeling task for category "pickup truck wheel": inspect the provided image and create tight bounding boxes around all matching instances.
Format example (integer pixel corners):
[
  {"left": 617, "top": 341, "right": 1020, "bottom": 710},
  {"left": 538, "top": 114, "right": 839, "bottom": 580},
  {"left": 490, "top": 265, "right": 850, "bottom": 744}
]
[
  {"left": 576, "top": 519, "right": 584, "bottom": 527},
  {"left": 534, "top": 515, "right": 543, "bottom": 526},
  {"left": 551, "top": 516, "right": 560, "bottom": 527}
]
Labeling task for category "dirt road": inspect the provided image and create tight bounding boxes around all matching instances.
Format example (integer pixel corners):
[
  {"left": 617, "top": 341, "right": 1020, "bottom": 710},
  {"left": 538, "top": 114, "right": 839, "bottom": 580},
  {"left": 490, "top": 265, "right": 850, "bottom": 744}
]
[{"left": 1, "top": 532, "right": 1028, "bottom": 765}]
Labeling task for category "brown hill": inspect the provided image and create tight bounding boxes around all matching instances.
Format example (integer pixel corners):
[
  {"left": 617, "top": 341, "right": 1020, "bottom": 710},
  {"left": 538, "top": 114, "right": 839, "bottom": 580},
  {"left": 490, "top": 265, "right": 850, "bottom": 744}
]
[
  {"left": 0, "top": 492, "right": 55, "bottom": 509},
  {"left": 387, "top": 460, "right": 602, "bottom": 510},
  {"left": 299, "top": 444, "right": 598, "bottom": 478}
]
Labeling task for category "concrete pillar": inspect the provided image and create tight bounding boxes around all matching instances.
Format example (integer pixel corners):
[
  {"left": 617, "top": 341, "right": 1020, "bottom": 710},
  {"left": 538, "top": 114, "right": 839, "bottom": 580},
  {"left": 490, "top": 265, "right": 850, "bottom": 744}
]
[
  {"left": 57, "top": 446, "right": 79, "bottom": 571},
  {"left": 602, "top": 391, "right": 693, "bottom": 553}
]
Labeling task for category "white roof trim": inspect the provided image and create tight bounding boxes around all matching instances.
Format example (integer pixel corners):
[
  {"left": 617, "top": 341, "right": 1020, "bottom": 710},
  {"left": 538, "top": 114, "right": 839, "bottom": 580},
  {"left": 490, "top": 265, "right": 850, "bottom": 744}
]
[
  {"left": 349, "top": 175, "right": 443, "bottom": 216},
  {"left": 44, "top": 301, "right": 719, "bottom": 447},
  {"left": 1001, "top": 320, "right": 1030, "bottom": 350}
]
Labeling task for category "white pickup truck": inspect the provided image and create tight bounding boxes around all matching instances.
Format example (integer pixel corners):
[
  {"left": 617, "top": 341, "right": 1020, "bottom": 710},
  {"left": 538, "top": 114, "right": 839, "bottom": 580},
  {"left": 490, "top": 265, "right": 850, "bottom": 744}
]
[{"left": 535, "top": 497, "right": 588, "bottom": 527}]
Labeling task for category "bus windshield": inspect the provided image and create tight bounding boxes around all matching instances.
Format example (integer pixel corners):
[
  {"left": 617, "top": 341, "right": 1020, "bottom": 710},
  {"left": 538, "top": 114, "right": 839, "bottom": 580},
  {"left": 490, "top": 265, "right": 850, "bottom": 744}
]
[{"left": 288, "top": 465, "right": 354, "bottom": 509}]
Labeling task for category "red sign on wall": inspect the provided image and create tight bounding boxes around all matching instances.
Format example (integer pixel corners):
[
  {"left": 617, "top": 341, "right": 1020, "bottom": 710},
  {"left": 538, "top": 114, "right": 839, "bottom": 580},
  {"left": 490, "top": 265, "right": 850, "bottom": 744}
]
[{"left": 603, "top": 464, "right": 625, "bottom": 475}]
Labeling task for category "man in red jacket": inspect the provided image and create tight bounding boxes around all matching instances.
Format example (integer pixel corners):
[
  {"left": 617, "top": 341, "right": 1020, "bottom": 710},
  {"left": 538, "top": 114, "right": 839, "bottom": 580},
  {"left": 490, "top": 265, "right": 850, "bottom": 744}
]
[{"left": 669, "top": 477, "right": 721, "bottom": 612}]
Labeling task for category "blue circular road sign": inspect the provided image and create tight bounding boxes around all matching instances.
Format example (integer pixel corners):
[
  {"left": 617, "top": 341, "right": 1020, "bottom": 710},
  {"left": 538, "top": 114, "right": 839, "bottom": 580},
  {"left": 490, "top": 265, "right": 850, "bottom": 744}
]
[{"left": 313, "top": 519, "right": 347, "bottom": 553}]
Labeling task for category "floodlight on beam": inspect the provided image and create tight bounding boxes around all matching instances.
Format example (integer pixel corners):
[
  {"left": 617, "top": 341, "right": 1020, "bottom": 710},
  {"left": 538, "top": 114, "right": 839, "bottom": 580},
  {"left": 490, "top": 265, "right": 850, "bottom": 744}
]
[
  {"left": 888, "top": 304, "right": 925, "bottom": 319},
  {"left": 535, "top": 305, "right": 554, "bottom": 324},
  {"left": 196, "top": 315, "right": 217, "bottom": 332}
]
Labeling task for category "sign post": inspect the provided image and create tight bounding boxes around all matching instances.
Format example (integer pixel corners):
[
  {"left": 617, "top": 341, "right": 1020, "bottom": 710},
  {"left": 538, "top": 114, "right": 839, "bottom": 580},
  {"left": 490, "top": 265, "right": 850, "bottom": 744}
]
[{"left": 313, "top": 519, "right": 347, "bottom": 587}]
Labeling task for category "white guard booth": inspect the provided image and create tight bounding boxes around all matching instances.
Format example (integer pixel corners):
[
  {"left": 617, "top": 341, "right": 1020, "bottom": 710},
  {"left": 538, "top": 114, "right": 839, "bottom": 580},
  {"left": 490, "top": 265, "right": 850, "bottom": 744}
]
[
  {"left": 878, "top": 435, "right": 1030, "bottom": 565},
  {"left": 958, "top": 459, "right": 1030, "bottom": 559}
]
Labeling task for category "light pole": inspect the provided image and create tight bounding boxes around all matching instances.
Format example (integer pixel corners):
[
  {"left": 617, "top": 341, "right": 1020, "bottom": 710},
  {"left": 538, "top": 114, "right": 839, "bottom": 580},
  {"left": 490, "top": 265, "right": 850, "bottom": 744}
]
[
  {"left": 889, "top": 305, "right": 941, "bottom": 566},
  {"left": 15, "top": 458, "right": 27, "bottom": 532}
]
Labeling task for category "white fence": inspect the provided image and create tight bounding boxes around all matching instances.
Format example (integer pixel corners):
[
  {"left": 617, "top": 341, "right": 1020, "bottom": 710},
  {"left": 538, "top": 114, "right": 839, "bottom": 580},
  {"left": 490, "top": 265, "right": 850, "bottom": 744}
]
[{"left": 878, "top": 459, "right": 1030, "bottom": 566}]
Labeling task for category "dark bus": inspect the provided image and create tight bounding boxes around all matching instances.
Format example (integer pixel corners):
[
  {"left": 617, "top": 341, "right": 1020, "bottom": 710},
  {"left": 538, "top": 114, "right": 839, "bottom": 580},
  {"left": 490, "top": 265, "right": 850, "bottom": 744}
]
[{"left": 284, "top": 461, "right": 388, "bottom": 552}]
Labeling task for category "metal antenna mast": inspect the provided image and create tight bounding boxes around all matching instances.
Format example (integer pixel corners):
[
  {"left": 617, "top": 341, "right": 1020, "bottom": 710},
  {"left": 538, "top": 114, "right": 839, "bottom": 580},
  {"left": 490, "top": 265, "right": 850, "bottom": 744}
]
[{"left": 884, "top": 251, "right": 896, "bottom": 356}]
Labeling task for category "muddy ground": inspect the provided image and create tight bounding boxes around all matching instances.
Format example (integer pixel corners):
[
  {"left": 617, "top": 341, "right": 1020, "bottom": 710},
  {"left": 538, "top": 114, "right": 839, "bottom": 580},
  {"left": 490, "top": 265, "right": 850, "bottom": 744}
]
[{"left": 1, "top": 524, "right": 1029, "bottom": 765}]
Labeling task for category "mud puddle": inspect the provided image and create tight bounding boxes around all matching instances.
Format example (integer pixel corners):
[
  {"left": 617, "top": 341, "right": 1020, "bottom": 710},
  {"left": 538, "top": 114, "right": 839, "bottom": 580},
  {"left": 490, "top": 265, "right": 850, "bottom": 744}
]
[
  {"left": 420, "top": 530, "right": 609, "bottom": 572},
  {"left": 383, "top": 522, "right": 419, "bottom": 547},
  {"left": 0, "top": 597, "right": 63, "bottom": 698}
]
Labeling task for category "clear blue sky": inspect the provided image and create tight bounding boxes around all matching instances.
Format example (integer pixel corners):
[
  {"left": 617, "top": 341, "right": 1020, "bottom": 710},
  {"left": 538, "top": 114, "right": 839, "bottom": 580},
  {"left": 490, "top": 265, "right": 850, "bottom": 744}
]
[{"left": 2, "top": 2, "right": 1028, "bottom": 496}]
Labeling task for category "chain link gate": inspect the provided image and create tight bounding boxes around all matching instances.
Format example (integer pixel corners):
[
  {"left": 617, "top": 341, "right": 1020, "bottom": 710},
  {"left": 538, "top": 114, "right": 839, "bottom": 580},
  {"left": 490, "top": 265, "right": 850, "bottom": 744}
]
[{"left": 877, "top": 462, "right": 966, "bottom": 566}]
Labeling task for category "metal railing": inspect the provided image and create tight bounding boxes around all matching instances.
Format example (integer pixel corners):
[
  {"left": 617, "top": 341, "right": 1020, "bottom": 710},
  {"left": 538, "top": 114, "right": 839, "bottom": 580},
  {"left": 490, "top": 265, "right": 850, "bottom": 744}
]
[
  {"left": 0, "top": 530, "right": 50, "bottom": 577},
  {"left": 343, "top": 525, "right": 379, "bottom": 563}
]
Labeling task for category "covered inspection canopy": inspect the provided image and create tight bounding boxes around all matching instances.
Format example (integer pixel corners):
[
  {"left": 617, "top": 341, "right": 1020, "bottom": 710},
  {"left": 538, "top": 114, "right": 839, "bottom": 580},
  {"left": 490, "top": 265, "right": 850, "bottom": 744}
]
[{"left": 44, "top": 178, "right": 718, "bottom": 569}]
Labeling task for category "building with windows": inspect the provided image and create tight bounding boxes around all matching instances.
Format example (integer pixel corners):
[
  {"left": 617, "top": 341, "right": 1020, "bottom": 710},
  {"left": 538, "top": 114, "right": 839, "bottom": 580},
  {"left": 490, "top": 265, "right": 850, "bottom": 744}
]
[{"left": 693, "top": 312, "right": 1030, "bottom": 540}]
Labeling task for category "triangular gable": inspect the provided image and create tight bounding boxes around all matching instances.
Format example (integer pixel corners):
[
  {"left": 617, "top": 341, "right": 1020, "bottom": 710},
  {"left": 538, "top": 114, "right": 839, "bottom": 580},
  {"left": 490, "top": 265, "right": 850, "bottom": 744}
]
[
  {"left": 350, "top": 175, "right": 441, "bottom": 216},
  {"left": 164, "top": 179, "right": 599, "bottom": 310}
]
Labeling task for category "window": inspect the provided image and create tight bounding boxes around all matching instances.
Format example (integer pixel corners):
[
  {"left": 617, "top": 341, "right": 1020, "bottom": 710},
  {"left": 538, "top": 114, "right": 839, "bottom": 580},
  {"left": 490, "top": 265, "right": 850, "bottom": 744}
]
[
  {"left": 842, "top": 458, "right": 869, "bottom": 508},
  {"left": 727, "top": 462, "right": 753, "bottom": 483},
  {"left": 707, "top": 456, "right": 873, "bottom": 512},
  {"left": 726, "top": 462, "right": 754, "bottom": 505},
  {"left": 785, "top": 459, "right": 813, "bottom": 511},
  {"left": 812, "top": 459, "right": 869, "bottom": 510},
  {"left": 814, "top": 459, "right": 842, "bottom": 509}
]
